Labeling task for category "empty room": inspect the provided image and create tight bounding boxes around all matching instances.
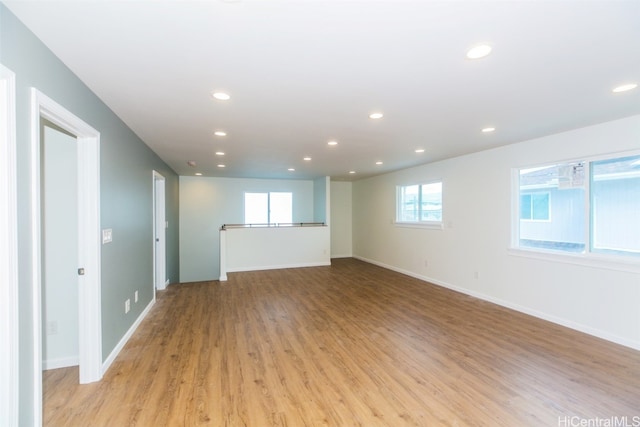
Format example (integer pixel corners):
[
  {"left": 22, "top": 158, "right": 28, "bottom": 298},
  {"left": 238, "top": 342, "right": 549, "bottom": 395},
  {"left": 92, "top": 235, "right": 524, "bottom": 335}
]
[{"left": 1, "top": 1, "right": 639, "bottom": 426}]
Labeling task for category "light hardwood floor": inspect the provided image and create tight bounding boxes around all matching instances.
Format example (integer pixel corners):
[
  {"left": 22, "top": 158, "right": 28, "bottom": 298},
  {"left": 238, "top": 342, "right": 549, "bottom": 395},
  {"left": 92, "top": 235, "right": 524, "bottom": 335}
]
[{"left": 44, "top": 258, "right": 640, "bottom": 426}]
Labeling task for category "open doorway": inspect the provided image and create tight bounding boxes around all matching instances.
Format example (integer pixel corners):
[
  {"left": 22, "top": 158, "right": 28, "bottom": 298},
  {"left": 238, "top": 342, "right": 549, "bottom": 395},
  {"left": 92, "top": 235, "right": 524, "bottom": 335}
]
[
  {"left": 30, "top": 89, "right": 102, "bottom": 425},
  {"left": 153, "top": 171, "right": 167, "bottom": 291},
  {"left": 41, "top": 121, "right": 80, "bottom": 371}
]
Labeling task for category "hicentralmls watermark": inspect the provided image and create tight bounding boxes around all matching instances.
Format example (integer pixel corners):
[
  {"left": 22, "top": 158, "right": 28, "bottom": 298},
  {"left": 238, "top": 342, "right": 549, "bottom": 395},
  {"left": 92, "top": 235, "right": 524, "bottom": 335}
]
[{"left": 558, "top": 416, "right": 640, "bottom": 427}]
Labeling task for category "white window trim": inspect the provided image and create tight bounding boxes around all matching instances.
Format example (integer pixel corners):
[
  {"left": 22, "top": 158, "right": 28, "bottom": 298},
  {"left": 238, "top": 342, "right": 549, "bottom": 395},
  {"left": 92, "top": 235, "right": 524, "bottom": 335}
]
[
  {"left": 508, "top": 247, "right": 640, "bottom": 274},
  {"left": 394, "top": 221, "right": 444, "bottom": 230}
]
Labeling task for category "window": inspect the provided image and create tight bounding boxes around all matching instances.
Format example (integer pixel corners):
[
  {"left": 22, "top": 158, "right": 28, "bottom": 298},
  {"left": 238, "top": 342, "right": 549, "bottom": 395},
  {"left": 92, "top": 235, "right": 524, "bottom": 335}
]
[
  {"left": 591, "top": 155, "right": 640, "bottom": 256},
  {"left": 520, "top": 192, "right": 550, "bottom": 221},
  {"left": 515, "top": 153, "right": 640, "bottom": 257},
  {"left": 396, "top": 181, "right": 442, "bottom": 226},
  {"left": 244, "top": 192, "right": 292, "bottom": 225}
]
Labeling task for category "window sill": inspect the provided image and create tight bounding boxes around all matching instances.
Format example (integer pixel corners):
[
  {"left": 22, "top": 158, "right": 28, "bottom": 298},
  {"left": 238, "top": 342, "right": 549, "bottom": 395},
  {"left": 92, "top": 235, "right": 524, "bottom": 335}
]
[
  {"left": 508, "top": 247, "right": 640, "bottom": 274},
  {"left": 394, "top": 221, "right": 444, "bottom": 230}
]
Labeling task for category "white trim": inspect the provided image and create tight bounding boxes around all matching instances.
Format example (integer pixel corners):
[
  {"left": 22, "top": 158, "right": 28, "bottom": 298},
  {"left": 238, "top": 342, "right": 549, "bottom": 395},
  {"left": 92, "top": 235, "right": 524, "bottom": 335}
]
[
  {"left": 227, "top": 261, "right": 331, "bottom": 274},
  {"left": 30, "top": 88, "right": 102, "bottom": 425},
  {"left": 219, "top": 229, "right": 228, "bottom": 281},
  {"left": 102, "top": 298, "right": 155, "bottom": 374},
  {"left": 0, "top": 64, "right": 19, "bottom": 427},
  {"left": 42, "top": 356, "right": 80, "bottom": 371},
  {"left": 507, "top": 247, "right": 640, "bottom": 274},
  {"left": 330, "top": 254, "right": 353, "bottom": 259},
  {"left": 353, "top": 255, "right": 640, "bottom": 351},
  {"left": 393, "top": 221, "right": 444, "bottom": 230}
]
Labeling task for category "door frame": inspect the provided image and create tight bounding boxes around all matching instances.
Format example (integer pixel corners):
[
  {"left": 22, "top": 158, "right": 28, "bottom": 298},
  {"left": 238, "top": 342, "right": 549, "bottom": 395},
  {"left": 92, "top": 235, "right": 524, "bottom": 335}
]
[
  {"left": 30, "top": 88, "right": 102, "bottom": 423},
  {"left": 0, "top": 63, "right": 18, "bottom": 427},
  {"left": 153, "top": 171, "right": 167, "bottom": 291}
]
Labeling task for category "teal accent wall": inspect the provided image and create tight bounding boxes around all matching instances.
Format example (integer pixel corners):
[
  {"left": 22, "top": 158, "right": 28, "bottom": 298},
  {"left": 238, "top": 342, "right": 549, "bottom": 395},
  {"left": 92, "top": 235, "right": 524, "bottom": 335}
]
[
  {"left": 1, "top": 4, "right": 179, "bottom": 424},
  {"left": 313, "top": 176, "right": 328, "bottom": 224}
]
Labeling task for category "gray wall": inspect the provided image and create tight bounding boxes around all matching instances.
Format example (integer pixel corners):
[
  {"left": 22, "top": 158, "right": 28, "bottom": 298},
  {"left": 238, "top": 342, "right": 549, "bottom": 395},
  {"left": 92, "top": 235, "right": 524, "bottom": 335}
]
[
  {"left": 313, "top": 176, "right": 328, "bottom": 224},
  {"left": 179, "top": 176, "right": 315, "bottom": 282},
  {"left": 1, "top": 5, "right": 179, "bottom": 424},
  {"left": 330, "top": 181, "right": 352, "bottom": 258}
]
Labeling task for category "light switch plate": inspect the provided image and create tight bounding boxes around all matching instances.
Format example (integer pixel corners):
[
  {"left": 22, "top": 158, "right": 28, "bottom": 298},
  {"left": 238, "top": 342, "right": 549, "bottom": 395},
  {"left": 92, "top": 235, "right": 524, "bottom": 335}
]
[{"left": 102, "top": 228, "right": 113, "bottom": 244}]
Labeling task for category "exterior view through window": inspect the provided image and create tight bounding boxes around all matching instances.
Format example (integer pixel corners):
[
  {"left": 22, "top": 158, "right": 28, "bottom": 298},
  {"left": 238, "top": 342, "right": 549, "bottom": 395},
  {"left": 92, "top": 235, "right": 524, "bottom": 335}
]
[
  {"left": 244, "top": 192, "right": 292, "bottom": 225},
  {"left": 517, "top": 153, "right": 640, "bottom": 257},
  {"left": 397, "top": 181, "right": 443, "bottom": 225}
]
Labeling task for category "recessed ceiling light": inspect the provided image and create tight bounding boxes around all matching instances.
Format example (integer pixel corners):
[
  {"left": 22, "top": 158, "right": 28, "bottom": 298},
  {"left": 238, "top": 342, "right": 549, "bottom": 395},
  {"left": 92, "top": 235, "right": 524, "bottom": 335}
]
[
  {"left": 212, "top": 91, "right": 230, "bottom": 101},
  {"left": 466, "top": 44, "right": 492, "bottom": 59},
  {"left": 288, "top": 168, "right": 295, "bottom": 171},
  {"left": 217, "top": 164, "right": 226, "bottom": 168},
  {"left": 195, "top": 172, "right": 202, "bottom": 176},
  {"left": 349, "top": 171, "right": 356, "bottom": 174},
  {"left": 215, "top": 151, "right": 225, "bottom": 156},
  {"left": 612, "top": 83, "right": 638, "bottom": 93},
  {"left": 187, "top": 160, "right": 196, "bottom": 167},
  {"left": 481, "top": 127, "right": 496, "bottom": 133},
  {"left": 369, "top": 112, "right": 384, "bottom": 119},
  {"left": 214, "top": 131, "right": 227, "bottom": 137},
  {"left": 303, "top": 157, "right": 312, "bottom": 161},
  {"left": 375, "top": 161, "right": 383, "bottom": 165},
  {"left": 415, "top": 149, "right": 425, "bottom": 153},
  {"left": 328, "top": 140, "right": 338, "bottom": 146}
]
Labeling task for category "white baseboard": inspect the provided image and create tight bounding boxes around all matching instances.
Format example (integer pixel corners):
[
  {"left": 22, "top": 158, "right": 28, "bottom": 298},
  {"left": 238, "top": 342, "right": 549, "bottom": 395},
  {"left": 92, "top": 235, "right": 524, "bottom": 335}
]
[
  {"left": 330, "top": 253, "right": 352, "bottom": 259},
  {"left": 227, "top": 260, "right": 331, "bottom": 273},
  {"left": 102, "top": 298, "right": 155, "bottom": 375},
  {"left": 43, "top": 356, "right": 79, "bottom": 371},
  {"left": 353, "top": 255, "right": 640, "bottom": 351}
]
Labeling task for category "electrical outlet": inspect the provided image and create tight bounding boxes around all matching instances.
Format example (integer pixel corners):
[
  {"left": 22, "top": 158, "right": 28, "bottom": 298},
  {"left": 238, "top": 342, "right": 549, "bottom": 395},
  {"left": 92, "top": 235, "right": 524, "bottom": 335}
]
[
  {"left": 474, "top": 271, "right": 480, "bottom": 279},
  {"left": 125, "top": 299, "right": 130, "bottom": 313},
  {"left": 134, "top": 290, "right": 139, "bottom": 303}
]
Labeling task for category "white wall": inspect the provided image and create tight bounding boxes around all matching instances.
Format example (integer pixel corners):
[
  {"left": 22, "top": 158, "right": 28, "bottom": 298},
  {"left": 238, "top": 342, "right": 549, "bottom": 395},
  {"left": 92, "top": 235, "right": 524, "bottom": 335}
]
[
  {"left": 353, "top": 115, "right": 640, "bottom": 350},
  {"left": 224, "top": 226, "right": 330, "bottom": 273},
  {"left": 330, "top": 181, "right": 352, "bottom": 258},
  {"left": 180, "top": 176, "right": 315, "bottom": 282},
  {"left": 42, "top": 124, "right": 78, "bottom": 368}
]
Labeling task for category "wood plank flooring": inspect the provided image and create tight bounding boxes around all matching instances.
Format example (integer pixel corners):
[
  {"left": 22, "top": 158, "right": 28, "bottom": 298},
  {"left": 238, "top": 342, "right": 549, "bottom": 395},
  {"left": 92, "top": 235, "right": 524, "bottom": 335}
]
[{"left": 44, "top": 258, "right": 640, "bottom": 426}]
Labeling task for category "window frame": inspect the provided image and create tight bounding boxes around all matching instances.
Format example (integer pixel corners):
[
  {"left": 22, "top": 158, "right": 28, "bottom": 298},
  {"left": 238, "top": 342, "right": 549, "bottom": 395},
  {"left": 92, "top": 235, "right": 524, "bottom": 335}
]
[
  {"left": 243, "top": 191, "right": 293, "bottom": 225},
  {"left": 395, "top": 180, "right": 443, "bottom": 230},
  {"left": 510, "top": 150, "right": 640, "bottom": 274}
]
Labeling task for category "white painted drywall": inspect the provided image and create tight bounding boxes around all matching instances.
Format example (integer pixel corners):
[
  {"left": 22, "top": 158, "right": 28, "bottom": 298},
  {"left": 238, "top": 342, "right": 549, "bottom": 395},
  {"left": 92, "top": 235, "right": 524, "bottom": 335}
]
[
  {"left": 352, "top": 115, "right": 640, "bottom": 350},
  {"left": 225, "top": 226, "right": 330, "bottom": 272},
  {"left": 42, "top": 124, "right": 79, "bottom": 368},
  {"left": 330, "top": 181, "right": 352, "bottom": 258},
  {"left": 180, "top": 176, "right": 315, "bottom": 282}
]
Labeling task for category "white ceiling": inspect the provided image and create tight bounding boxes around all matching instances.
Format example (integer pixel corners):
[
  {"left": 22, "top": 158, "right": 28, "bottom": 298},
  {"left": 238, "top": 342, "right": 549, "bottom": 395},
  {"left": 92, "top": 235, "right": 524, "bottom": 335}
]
[{"left": 6, "top": 0, "right": 640, "bottom": 181}]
